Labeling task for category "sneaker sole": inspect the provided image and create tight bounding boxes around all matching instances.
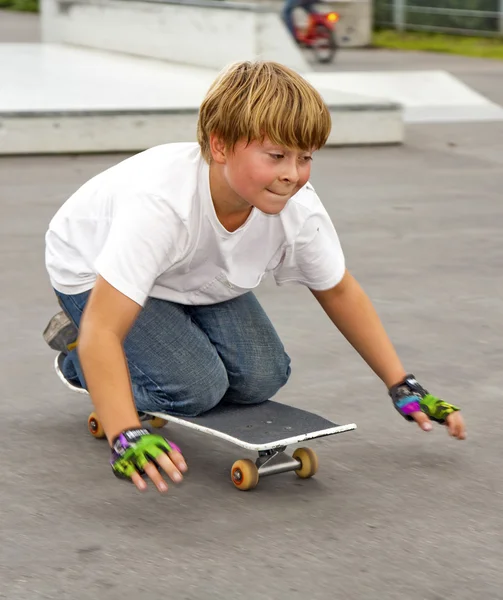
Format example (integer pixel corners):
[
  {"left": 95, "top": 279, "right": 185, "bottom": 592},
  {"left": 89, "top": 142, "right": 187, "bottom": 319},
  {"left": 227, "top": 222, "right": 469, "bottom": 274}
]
[
  {"left": 43, "top": 311, "right": 78, "bottom": 353},
  {"left": 54, "top": 353, "right": 88, "bottom": 395}
]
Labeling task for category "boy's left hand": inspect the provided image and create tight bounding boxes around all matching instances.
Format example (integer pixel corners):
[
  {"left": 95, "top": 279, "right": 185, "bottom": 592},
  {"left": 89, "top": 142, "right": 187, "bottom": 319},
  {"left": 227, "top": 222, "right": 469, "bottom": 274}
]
[{"left": 389, "top": 374, "right": 466, "bottom": 440}]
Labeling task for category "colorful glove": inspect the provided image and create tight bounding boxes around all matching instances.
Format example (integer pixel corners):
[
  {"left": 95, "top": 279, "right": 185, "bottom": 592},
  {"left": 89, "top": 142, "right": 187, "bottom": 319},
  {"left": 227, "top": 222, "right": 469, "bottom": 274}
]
[
  {"left": 110, "top": 428, "right": 178, "bottom": 480},
  {"left": 389, "top": 374, "right": 460, "bottom": 424}
]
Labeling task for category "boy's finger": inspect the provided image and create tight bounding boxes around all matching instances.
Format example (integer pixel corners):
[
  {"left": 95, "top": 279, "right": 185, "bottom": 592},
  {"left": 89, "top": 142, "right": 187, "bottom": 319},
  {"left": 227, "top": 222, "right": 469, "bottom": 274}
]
[
  {"left": 411, "top": 411, "right": 433, "bottom": 432},
  {"left": 447, "top": 413, "right": 466, "bottom": 440},
  {"left": 143, "top": 461, "right": 169, "bottom": 492},
  {"left": 155, "top": 452, "right": 184, "bottom": 484},
  {"left": 168, "top": 447, "right": 188, "bottom": 473},
  {"left": 130, "top": 471, "right": 148, "bottom": 491}
]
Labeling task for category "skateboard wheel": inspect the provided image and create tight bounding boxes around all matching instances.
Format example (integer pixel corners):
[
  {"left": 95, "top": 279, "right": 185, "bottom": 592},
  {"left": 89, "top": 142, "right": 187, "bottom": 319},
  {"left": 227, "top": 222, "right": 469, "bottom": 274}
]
[
  {"left": 231, "top": 459, "right": 259, "bottom": 491},
  {"left": 150, "top": 417, "right": 167, "bottom": 429},
  {"left": 292, "top": 447, "right": 319, "bottom": 479},
  {"left": 87, "top": 412, "right": 106, "bottom": 439}
]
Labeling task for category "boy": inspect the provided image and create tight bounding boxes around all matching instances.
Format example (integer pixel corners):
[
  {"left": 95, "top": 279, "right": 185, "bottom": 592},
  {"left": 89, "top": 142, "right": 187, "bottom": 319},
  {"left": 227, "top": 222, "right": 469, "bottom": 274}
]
[{"left": 44, "top": 61, "right": 465, "bottom": 494}]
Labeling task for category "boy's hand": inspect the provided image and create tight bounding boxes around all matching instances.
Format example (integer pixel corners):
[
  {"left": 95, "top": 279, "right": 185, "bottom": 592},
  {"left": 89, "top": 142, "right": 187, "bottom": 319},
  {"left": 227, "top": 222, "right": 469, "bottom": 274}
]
[
  {"left": 389, "top": 375, "right": 466, "bottom": 440},
  {"left": 110, "top": 429, "right": 188, "bottom": 492}
]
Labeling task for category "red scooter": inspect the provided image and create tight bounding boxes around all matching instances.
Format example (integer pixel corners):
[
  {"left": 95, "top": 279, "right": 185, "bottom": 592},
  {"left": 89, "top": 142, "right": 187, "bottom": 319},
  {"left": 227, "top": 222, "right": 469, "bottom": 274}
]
[{"left": 294, "top": 9, "right": 339, "bottom": 63}]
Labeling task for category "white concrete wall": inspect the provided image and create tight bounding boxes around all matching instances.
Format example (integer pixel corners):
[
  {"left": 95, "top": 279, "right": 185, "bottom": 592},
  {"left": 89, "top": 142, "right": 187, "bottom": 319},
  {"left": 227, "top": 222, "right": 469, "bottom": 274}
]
[
  {"left": 326, "top": 0, "right": 372, "bottom": 47},
  {"left": 41, "top": 0, "right": 309, "bottom": 71},
  {"left": 0, "top": 106, "right": 403, "bottom": 154}
]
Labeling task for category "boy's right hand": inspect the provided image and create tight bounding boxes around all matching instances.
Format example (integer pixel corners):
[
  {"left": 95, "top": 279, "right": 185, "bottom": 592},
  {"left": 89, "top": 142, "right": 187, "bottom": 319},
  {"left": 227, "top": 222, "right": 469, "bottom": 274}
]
[
  {"left": 110, "top": 428, "right": 188, "bottom": 492},
  {"left": 389, "top": 374, "right": 465, "bottom": 439}
]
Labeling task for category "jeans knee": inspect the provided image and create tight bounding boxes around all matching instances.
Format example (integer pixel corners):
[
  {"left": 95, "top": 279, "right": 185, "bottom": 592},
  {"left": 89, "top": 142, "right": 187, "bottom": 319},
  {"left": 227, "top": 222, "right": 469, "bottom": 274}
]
[
  {"left": 189, "top": 367, "right": 229, "bottom": 415},
  {"left": 229, "top": 351, "right": 291, "bottom": 404},
  {"left": 270, "top": 352, "right": 291, "bottom": 392},
  {"left": 134, "top": 361, "right": 229, "bottom": 417}
]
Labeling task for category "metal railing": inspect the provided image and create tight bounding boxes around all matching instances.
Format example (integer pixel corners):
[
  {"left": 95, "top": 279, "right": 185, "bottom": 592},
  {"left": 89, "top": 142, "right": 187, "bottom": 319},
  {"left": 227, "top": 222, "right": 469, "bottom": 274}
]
[{"left": 374, "top": 0, "right": 503, "bottom": 37}]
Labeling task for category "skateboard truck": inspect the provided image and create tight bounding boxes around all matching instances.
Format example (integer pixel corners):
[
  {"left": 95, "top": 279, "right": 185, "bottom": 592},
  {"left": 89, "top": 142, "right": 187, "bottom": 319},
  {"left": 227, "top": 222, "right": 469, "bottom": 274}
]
[
  {"left": 255, "top": 448, "right": 300, "bottom": 477},
  {"left": 230, "top": 446, "right": 319, "bottom": 491}
]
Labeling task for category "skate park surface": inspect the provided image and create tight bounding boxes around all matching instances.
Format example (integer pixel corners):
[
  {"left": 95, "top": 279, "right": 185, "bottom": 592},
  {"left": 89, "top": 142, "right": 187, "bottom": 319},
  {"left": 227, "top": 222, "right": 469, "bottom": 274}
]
[{"left": 2, "top": 9, "right": 503, "bottom": 600}]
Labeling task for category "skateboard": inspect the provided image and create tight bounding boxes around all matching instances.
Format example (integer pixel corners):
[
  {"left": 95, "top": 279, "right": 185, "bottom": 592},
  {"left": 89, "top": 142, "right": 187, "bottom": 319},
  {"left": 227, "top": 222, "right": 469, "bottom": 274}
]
[{"left": 55, "top": 353, "right": 357, "bottom": 491}]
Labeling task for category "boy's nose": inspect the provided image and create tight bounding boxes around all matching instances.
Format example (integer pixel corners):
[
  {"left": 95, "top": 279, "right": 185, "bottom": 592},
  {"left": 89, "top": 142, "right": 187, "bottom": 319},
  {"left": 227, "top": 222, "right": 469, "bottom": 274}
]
[{"left": 281, "top": 161, "right": 299, "bottom": 184}]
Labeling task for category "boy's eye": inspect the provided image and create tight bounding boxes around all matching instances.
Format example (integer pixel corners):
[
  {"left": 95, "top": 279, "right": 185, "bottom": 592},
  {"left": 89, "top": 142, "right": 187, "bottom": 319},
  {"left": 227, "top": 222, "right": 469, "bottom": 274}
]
[{"left": 268, "top": 153, "right": 312, "bottom": 161}]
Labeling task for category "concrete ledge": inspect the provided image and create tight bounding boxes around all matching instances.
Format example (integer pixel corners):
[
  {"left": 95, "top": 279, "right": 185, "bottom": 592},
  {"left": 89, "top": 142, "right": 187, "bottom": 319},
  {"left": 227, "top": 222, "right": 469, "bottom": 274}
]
[
  {"left": 0, "top": 102, "right": 403, "bottom": 154},
  {"left": 0, "top": 112, "right": 197, "bottom": 154},
  {"left": 307, "top": 71, "right": 503, "bottom": 124}
]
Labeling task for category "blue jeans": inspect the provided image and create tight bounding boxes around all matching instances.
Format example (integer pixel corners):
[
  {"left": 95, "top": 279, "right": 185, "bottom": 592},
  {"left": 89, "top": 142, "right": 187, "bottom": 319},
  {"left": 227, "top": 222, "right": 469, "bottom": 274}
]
[{"left": 55, "top": 290, "right": 291, "bottom": 417}]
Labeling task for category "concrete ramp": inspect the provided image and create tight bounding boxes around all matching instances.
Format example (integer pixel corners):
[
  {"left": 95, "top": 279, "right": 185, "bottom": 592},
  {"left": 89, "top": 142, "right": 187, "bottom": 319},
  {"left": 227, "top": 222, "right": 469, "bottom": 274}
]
[
  {"left": 0, "top": 43, "right": 403, "bottom": 154},
  {"left": 0, "top": 44, "right": 217, "bottom": 112},
  {"left": 306, "top": 71, "right": 503, "bottom": 124}
]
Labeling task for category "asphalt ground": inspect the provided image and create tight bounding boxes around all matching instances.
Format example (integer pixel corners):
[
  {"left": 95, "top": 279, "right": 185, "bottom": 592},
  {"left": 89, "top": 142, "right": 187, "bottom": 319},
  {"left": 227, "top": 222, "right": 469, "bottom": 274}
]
[{"left": 1, "top": 10, "right": 503, "bottom": 600}]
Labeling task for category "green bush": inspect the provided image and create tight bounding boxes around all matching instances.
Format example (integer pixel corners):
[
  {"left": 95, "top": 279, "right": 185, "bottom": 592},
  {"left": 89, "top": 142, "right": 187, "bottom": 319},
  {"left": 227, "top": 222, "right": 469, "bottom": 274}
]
[{"left": 0, "top": 0, "right": 39, "bottom": 11}]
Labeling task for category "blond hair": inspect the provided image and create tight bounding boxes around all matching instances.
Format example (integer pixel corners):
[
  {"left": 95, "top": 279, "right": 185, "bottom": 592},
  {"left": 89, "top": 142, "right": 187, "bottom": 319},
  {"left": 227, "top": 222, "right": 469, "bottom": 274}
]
[{"left": 197, "top": 61, "right": 331, "bottom": 162}]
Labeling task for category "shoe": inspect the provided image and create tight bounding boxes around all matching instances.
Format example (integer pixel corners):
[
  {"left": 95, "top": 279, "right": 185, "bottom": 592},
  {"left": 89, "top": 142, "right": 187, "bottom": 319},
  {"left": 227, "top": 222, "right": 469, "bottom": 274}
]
[
  {"left": 54, "top": 352, "right": 87, "bottom": 395},
  {"left": 43, "top": 311, "right": 78, "bottom": 354}
]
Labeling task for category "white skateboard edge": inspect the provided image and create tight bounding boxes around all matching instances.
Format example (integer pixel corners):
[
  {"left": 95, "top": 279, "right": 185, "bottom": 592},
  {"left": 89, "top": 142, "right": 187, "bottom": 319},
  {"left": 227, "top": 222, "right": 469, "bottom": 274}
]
[
  {"left": 55, "top": 354, "right": 357, "bottom": 451},
  {"left": 147, "top": 412, "right": 357, "bottom": 451}
]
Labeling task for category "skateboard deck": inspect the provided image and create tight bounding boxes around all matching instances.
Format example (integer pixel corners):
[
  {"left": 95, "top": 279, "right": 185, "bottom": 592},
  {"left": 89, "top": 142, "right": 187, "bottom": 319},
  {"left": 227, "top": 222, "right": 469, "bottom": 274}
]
[
  {"left": 146, "top": 402, "right": 356, "bottom": 451},
  {"left": 55, "top": 352, "right": 356, "bottom": 451},
  {"left": 55, "top": 352, "right": 357, "bottom": 490}
]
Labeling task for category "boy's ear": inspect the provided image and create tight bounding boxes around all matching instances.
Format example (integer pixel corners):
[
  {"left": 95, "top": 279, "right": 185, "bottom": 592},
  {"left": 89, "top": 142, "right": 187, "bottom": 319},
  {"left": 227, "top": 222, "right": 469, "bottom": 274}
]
[{"left": 209, "top": 133, "right": 228, "bottom": 164}]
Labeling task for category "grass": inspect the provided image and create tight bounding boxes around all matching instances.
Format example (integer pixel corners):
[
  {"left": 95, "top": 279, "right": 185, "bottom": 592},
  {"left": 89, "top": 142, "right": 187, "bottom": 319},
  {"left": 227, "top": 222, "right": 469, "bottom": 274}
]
[
  {"left": 0, "top": 0, "right": 38, "bottom": 11},
  {"left": 373, "top": 29, "right": 503, "bottom": 60}
]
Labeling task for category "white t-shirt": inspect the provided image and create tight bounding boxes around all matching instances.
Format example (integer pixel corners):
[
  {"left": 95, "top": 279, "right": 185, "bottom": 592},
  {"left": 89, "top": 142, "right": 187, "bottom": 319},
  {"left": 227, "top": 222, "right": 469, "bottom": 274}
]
[{"left": 45, "top": 143, "right": 345, "bottom": 306}]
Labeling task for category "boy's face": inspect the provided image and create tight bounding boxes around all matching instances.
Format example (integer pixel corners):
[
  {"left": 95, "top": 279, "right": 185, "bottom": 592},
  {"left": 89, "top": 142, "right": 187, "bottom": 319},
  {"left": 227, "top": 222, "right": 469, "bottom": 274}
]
[{"left": 218, "top": 137, "right": 314, "bottom": 215}]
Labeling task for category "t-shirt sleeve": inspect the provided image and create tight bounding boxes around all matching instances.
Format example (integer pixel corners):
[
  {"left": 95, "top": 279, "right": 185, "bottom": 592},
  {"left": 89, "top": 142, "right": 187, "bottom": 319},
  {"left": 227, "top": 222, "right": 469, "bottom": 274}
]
[
  {"left": 273, "top": 208, "right": 346, "bottom": 290},
  {"left": 94, "top": 193, "right": 186, "bottom": 306}
]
